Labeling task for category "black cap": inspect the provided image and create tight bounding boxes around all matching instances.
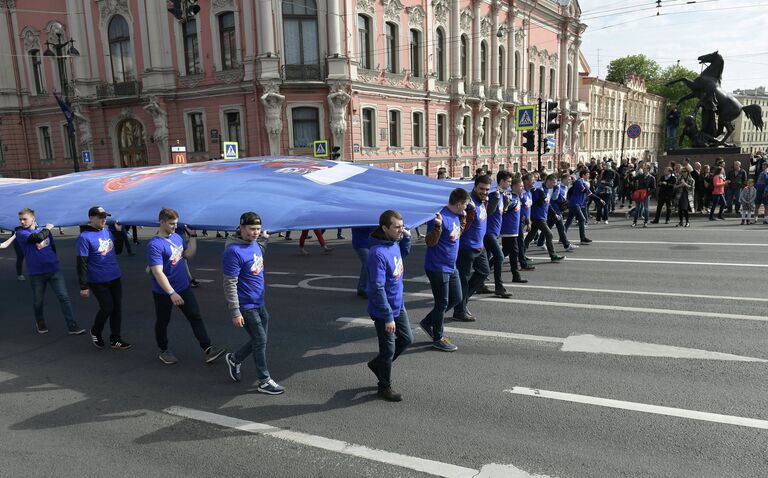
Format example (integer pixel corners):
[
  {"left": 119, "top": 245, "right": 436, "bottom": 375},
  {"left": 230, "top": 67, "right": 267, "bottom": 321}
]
[
  {"left": 88, "top": 206, "right": 111, "bottom": 217},
  {"left": 239, "top": 212, "right": 261, "bottom": 226}
]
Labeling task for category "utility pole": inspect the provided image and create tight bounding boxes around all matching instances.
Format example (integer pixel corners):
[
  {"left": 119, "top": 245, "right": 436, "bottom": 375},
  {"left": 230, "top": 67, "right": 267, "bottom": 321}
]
[
  {"left": 619, "top": 111, "right": 628, "bottom": 163},
  {"left": 537, "top": 96, "right": 543, "bottom": 172}
]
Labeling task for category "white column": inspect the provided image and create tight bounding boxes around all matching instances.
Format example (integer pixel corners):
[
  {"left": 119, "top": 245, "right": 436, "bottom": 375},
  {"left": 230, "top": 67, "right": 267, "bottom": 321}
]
[
  {"left": 142, "top": 0, "right": 175, "bottom": 91},
  {"left": 450, "top": 0, "right": 460, "bottom": 80},
  {"left": 571, "top": 38, "right": 581, "bottom": 103},
  {"left": 471, "top": 1, "right": 480, "bottom": 84},
  {"left": 256, "top": 0, "right": 279, "bottom": 80},
  {"left": 506, "top": 13, "right": 515, "bottom": 95},
  {"left": 521, "top": 19, "right": 529, "bottom": 97},
  {"left": 327, "top": 0, "right": 346, "bottom": 78},
  {"left": 243, "top": 0, "right": 255, "bottom": 81},
  {"left": 490, "top": 4, "right": 498, "bottom": 88},
  {"left": 66, "top": 0, "right": 92, "bottom": 80}
]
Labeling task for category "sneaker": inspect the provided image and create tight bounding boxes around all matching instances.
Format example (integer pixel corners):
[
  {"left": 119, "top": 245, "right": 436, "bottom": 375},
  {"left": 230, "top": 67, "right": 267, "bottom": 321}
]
[
  {"left": 664, "top": 220, "right": 669, "bottom": 224},
  {"left": 684, "top": 222, "right": 690, "bottom": 227},
  {"left": 550, "top": 255, "right": 565, "bottom": 262},
  {"left": 298, "top": 248, "right": 309, "bottom": 255},
  {"left": 159, "top": 350, "right": 178, "bottom": 365},
  {"left": 377, "top": 387, "right": 402, "bottom": 402},
  {"left": 535, "top": 245, "right": 546, "bottom": 251},
  {"left": 204, "top": 346, "right": 225, "bottom": 363},
  {"left": 190, "top": 279, "right": 200, "bottom": 288},
  {"left": 452, "top": 313, "right": 476, "bottom": 322},
  {"left": 91, "top": 330, "right": 104, "bottom": 349},
  {"left": 580, "top": 238, "right": 592, "bottom": 243},
  {"left": 257, "top": 378, "right": 285, "bottom": 395},
  {"left": 631, "top": 222, "right": 637, "bottom": 227},
  {"left": 225, "top": 353, "right": 241, "bottom": 382},
  {"left": 36, "top": 320, "right": 48, "bottom": 334},
  {"left": 604, "top": 220, "right": 609, "bottom": 225},
  {"left": 418, "top": 319, "right": 434, "bottom": 340},
  {"left": 323, "top": 246, "right": 334, "bottom": 254},
  {"left": 494, "top": 289, "right": 512, "bottom": 298},
  {"left": 337, "top": 235, "right": 346, "bottom": 240},
  {"left": 432, "top": 338, "right": 458, "bottom": 352},
  {"left": 477, "top": 285, "right": 493, "bottom": 294},
  {"left": 17, "top": 275, "right": 25, "bottom": 281},
  {"left": 565, "top": 244, "right": 577, "bottom": 252},
  {"left": 643, "top": 223, "right": 648, "bottom": 228},
  {"left": 110, "top": 339, "right": 132, "bottom": 350},
  {"left": 512, "top": 277, "right": 528, "bottom": 283},
  {"left": 524, "top": 256, "right": 533, "bottom": 262},
  {"left": 67, "top": 322, "right": 86, "bottom": 335},
  {"left": 520, "top": 265, "right": 536, "bottom": 271}
]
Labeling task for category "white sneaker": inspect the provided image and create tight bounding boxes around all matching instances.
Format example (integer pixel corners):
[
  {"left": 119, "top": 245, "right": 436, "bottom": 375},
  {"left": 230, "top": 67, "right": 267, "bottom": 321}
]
[
  {"left": 536, "top": 245, "right": 546, "bottom": 251},
  {"left": 17, "top": 275, "right": 25, "bottom": 281},
  {"left": 565, "top": 244, "right": 577, "bottom": 252},
  {"left": 604, "top": 220, "right": 609, "bottom": 225}
]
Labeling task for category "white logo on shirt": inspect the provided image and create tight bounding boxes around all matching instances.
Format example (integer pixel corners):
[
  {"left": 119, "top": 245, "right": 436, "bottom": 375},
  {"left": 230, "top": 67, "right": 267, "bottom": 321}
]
[
  {"left": 97, "top": 238, "right": 113, "bottom": 256},
  {"left": 524, "top": 197, "right": 532, "bottom": 208},
  {"left": 449, "top": 221, "right": 461, "bottom": 241},
  {"left": 393, "top": 256, "right": 403, "bottom": 281},
  {"left": 36, "top": 237, "right": 50, "bottom": 251},
  {"left": 478, "top": 206, "right": 487, "bottom": 222},
  {"left": 169, "top": 243, "right": 183, "bottom": 265},
  {"left": 251, "top": 254, "right": 264, "bottom": 275}
]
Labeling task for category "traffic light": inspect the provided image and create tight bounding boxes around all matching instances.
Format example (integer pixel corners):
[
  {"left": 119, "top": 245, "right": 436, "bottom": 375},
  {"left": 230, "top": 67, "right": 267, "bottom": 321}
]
[
  {"left": 545, "top": 99, "right": 560, "bottom": 134},
  {"left": 168, "top": 0, "right": 183, "bottom": 20},
  {"left": 522, "top": 130, "right": 535, "bottom": 152},
  {"left": 543, "top": 136, "right": 551, "bottom": 155},
  {"left": 168, "top": 0, "right": 200, "bottom": 21},
  {"left": 331, "top": 146, "right": 341, "bottom": 161}
]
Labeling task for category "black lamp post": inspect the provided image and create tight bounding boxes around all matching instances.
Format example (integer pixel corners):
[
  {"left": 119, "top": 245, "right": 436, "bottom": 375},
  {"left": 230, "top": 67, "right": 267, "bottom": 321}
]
[{"left": 43, "top": 32, "right": 80, "bottom": 172}]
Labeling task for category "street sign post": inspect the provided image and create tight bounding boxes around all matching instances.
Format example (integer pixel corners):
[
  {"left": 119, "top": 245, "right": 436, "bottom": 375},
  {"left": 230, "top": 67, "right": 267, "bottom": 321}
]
[
  {"left": 171, "top": 145, "right": 187, "bottom": 164},
  {"left": 222, "top": 141, "right": 239, "bottom": 160},
  {"left": 313, "top": 140, "right": 329, "bottom": 158},
  {"left": 627, "top": 123, "right": 642, "bottom": 139},
  {"left": 515, "top": 105, "right": 537, "bottom": 131},
  {"left": 81, "top": 150, "right": 91, "bottom": 164}
]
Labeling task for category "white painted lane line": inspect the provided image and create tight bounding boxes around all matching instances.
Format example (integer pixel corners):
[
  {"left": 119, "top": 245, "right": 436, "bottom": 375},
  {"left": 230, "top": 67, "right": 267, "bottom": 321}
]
[
  {"left": 505, "top": 387, "right": 768, "bottom": 430},
  {"left": 592, "top": 240, "right": 768, "bottom": 247},
  {"left": 164, "top": 406, "right": 536, "bottom": 478},
  {"left": 506, "top": 284, "right": 768, "bottom": 303},
  {"left": 564, "top": 257, "right": 767, "bottom": 268},
  {"left": 194, "top": 279, "right": 214, "bottom": 283},
  {"left": 195, "top": 268, "right": 217, "bottom": 271},
  {"left": 336, "top": 318, "right": 766, "bottom": 362},
  {"left": 266, "top": 271, "right": 291, "bottom": 275},
  {"left": 269, "top": 284, "right": 300, "bottom": 289}
]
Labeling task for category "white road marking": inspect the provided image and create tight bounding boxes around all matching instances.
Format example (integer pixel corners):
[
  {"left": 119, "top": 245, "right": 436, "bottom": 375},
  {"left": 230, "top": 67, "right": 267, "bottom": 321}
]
[
  {"left": 269, "top": 284, "right": 300, "bottom": 289},
  {"left": 194, "top": 279, "right": 214, "bottom": 283},
  {"left": 404, "top": 274, "right": 431, "bottom": 283},
  {"left": 194, "top": 268, "right": 217, "bottom": 271},
  {"left": 505, "top": 283, "right": 768, "bottom": 303},
  {"left": 592, "top": 240, "right": 768, "bottom": 247},
  {"left": 336, "top": 318, "right": 766, "bottom": 362},
  {"left": 164, "top": 406, "right": 540, "bottom": 477},
  {"left": 564, "top": 257, "right": 768, "bottom": 268},
  {"left": 505, "top": 387, "right": 768, "bottom": 430},
  {"left": 266, "top": 271, "right": 291, "bottom": 275}
]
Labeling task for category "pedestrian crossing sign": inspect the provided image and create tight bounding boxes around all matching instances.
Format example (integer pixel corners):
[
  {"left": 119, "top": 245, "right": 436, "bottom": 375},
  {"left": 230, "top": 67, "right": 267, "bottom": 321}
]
[
  {"left": 313, "top": 140, "right": 329, "bottom": 158},
  {"left": 515, "top": 105, "right": 537, "bottom": 131},
  {"left": 223, "top": 141, "right": 239, "bottom": 160}
]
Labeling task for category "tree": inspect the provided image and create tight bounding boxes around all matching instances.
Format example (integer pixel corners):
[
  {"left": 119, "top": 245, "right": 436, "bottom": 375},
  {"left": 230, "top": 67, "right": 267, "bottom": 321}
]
[{"left": 605, "top": 54, "right": 661, "bottom": 85}]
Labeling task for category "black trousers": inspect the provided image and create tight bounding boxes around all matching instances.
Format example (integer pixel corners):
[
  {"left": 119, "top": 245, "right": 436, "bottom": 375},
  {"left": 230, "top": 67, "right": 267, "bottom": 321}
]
[
  {"left": 654, "top": 196, "right": 673, "bottom": 222},
  {"left": 90, "top": 278, "right": 123, "bottom": 341},
  {"left": 152, "top": 288, "right": 211, "bottom": 352},
  {"left": 525, "top": 219, "right": 555, "bottom": 256},
  {"left": 501, "top": 236, "right": 522, "bottom": 279}
]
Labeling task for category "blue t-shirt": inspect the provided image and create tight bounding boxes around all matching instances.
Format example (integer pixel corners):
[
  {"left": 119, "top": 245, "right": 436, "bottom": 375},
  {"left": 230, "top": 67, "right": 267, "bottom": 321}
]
[
  {"left": 521, "top": 190, "right": 533, "bottom": 220},
  {"left": 550, "top": 183, "right": 566, "bottom": 214},
  {"left": 222, "top": 240, "right": 265, "bottom": 310},
  {"left": 568, "top": 178, "right": 591, "bottom": 207},
  {"left": 459, "top": 193, "right": 487, "bottom": 250},
  {"left": 424, "top": 206, "right": 462, "bottom": 273},
  {"left": 500, "top": 194, "right": 521, "bottom": 236},
  {"left": 77, "top": 228, "right": 121, "bottom": 283},
  {"left": 15, "top": 226, "right": 59, "bottom": 275},
  {"left": 485, "top": 191, "right": 505, "bottom": 237},
  {"left": 147, "top": 233, "right": 189, "bottom": 294},
  {"left": 351, "top": 227, "right": 375, "bottom": 250},
  {"left": 367, "top": 238, "right": 407, "bottom": 321},
  {"left": 530, "top": 186, "right": 552, "bottom": 221}
]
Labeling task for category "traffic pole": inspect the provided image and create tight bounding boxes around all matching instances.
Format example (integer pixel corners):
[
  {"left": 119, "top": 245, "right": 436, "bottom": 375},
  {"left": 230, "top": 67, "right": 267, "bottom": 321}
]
[
  {"left": 619, "top": 111, "right": 627, "bottom": 163},
  {"left": 537, "top": 96, "right": 543, "bottom": 172}
]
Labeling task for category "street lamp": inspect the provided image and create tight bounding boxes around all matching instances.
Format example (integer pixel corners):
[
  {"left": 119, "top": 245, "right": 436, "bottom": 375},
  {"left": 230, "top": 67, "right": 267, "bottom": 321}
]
[{"left": 43, "top": 31, "right": 81, "bottom": 172}]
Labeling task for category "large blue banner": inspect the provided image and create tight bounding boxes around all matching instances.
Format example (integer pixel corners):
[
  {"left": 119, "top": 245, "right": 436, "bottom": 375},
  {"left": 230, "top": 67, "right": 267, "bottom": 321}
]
[{"left": 0, "top": 158, "right": 471, "bottom": 231}]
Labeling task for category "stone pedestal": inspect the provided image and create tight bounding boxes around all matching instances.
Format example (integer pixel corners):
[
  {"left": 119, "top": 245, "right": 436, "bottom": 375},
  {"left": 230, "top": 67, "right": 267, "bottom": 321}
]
[{"left": 665, "top": 148, "right": 748, "bottom": 170}]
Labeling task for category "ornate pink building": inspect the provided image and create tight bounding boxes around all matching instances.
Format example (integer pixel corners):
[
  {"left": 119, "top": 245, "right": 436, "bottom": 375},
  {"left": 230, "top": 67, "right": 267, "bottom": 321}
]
[{"left": 0, "top": 0, "right": 585, "bottom": 179}]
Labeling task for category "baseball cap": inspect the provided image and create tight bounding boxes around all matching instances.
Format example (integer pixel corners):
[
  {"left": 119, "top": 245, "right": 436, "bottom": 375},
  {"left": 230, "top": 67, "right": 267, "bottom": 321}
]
[
  {"left": 88, "top": 206, "right": 111, "bottom": 217},
  {"left": 239, "top": 211, "right": 261, "bottom": 226}
]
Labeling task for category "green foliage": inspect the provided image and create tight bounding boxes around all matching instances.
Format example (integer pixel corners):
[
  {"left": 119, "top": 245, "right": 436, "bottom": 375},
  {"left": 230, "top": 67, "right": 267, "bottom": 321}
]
[{"left": 605, "top": 54, "right": 661, "bottom": 85}]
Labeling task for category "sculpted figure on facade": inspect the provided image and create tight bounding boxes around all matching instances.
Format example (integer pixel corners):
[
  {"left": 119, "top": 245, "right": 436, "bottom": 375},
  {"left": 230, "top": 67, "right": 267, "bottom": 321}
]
[
  {"left": 327, "top": 82, "right": 350, "bottom": 157},
  {"left": 260, "top": 82, "right": 285, "bottom": 155},
  {"left": 144, "top": 95, "right": 169, "bottom": 164},
  {"left": 475, "top": 99, "right": 490, "bottom": 148},
  {"left": 493, "top": 106, "right": 509, "bottom": 151},
  {"left": 455, "top": 96, "right": 471, "bottom": 159}
]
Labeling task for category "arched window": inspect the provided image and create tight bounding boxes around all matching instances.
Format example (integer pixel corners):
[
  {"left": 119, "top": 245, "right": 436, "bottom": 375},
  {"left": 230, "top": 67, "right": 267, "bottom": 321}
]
[
  {"left": 218, "top": 12, "right": 237, "bottom": 70},
  {"left": 460, "top": 35, "right": 468, "bottom": 78},
  {"left": 435, "top": 28, "right": 445, "bottom": 81},
  {"left": 29, "top": 49, "right": 44, "bottom": 94},
  {"left": 358, "top": 15, "right": 371, "bottom": 69},
  {"left": 385, "top": 22, "right": 398, "bottom": 73},
  {"left": 514, "top": 51, "right": 521, "bottom": 88},
  {"left": 480, "top": 41, "right": 487, "bottom": 83},
  {"left": 283, "top": 0, "right": 319, "bottom": 80},
  {"left": 409, "top": 29, "right": 421, "bottom": 77},
  {"left": 108, "top": 16, "right": 134, "bottom": 83},
  {"left": 291, "top": 107, "right": 320, "bottom": 148},
  {"left": 539, "top": 65, "right": 545, "bottom": 95},
  {"left": 498, "top": 46, "right": 505, "bottom": 86}
]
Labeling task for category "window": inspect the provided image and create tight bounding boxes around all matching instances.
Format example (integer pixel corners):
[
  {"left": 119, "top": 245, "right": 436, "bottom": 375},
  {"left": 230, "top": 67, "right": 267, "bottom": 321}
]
[
  {"left": 409, "top": 29, "right": 421, "bottom": 77},
  {"left": 435, "top": 28, "right": 445, "bottom": 81},
  {"left": 480, "top": 41, "right": 487, "bottom": 83},
  {"left": 219, "top": 12, "right": 237, "bottom": 70},
  {"left": 358, "top": 15, "right": 371, "bottom": 69},
  {"left": 539, "top": 65, "right": 545, "bottom": 95},
  {"left": 460, "top": 35, "right": 468, "bottom": 79},
  {"left": 462, "top": 116, "right": 471, "bottom": 146},
  {"left": 291, "top": 107, "right": 319, "bottom": 148},
  {"left": 0, "top": 137, "right": 4, "bottom": 164},
  {"left": 414, "top": 168, "right": 424, "bottom": 175},
  {"left": 498, "top": 163, "right": 505, "bottom": 171},
  {"left": 283, "top": 0, "right": 319, "bottom": 79},
  {"left": 30, "top": 50, "right": 44, "bottom": 94},
  {"left": 189, "top": 113, "right": 206, "bottom": 152},
  {"left": 385, "top": 22, "right": 398, "bottom": 73},
  {"left": 514, "top": 52, "right": 521, "bottom": 88},
  {"left": 481, "top": 118, "right": 488, "bottom": 147},
  {"left": 528, "top": 62, "right": 534, "bottom": 93},
  {"left": 498, "top": 47, "right": 505, "bottom": 86},
  {"left": 38, "top": 126, "right": 53, "bottom": 159},
  {"left": 436, "top": 114, "right": 447, "bottom": 147},
  {"left": 462, "top": 165, "right": 470, "bottom": 178},
  {"left": 362, "top": 108, "right": 375, "bottom": 147},
  {"left": 549, "top": 68, "right": 555, "bottom": 97},
  {"left": 183, "top": 19, "right": 201, "bottom": 74},
  {"left": 108, "top": 16, "right": 134, "bottom": 83},
  {"left": 513, "top": 162, "right": 519, "bottom": 173},
  {"left": 61, "top": 124, "right": 74, "bottom": 159},
  {"left": 225, "top": 111, "right": 241, "bottom": 144},
  {"left": 388, "top": 110, "right": 401, "bottom": 147},
  {"left": 412, "top": 112, "right": 423, "bottom": 147}
]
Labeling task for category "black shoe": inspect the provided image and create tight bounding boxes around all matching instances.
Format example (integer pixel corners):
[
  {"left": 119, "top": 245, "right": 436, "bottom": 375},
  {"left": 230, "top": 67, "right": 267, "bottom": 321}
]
[
  {"left": 664, "top": 220, "right": 669, "bottom": 224},
  {"left": 337, "top": 235, "right": 346, "bottom": 240},
  {"left": 650, "top": 220, "right": 659, "bottom": 224},
  {"left": 190, "top": 279, "right": 200, "bottom": 288},
  {"left": 676, "top": 222, "right": 683, "bottom": 227},
  {"left": 717, "top": 216, "right": 725, "bottom": 220},
  {"left": 580, "top": 238, "right": 592, "bottom": 243},
  {"left": 91, "top": 329, "right": 104, "bottom": 349},
  {"left": 477, "top": 285, "right": 493, "bottom": 294},
  {"left": 520, "top": 265, "right": 536, "bottom": 271},
  {"left": 356, "top": 290, "right": 368, "bottom": 299},
  {"left": 36, "top": 320, "right": 49, "bottom": 334},
  {"left": 377, "top": 387, "right": 402, "bottom": 402},
  {"left": 494, "top": 289, "right": 512, "bottom": 298},
  {"left": 225, "top": 353, "right": 241, "bottom": 382},
  {"left": 512, "top": 277, "right": 528, "bottom": 283},
  {"left": 110, "top": 339, "right": 132, "bottom": 350},
  {"left": 67, "top": 322, "right": 86, "bottom": 335},
  {"left": 684, "top": 222, "right": 690, "bottom": 227}
]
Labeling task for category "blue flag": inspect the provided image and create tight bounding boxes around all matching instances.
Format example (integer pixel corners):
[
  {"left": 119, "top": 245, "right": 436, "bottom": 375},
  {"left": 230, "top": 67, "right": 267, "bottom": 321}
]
[{"left": 53, "top": 92, "right": 74, "bottom": 133}]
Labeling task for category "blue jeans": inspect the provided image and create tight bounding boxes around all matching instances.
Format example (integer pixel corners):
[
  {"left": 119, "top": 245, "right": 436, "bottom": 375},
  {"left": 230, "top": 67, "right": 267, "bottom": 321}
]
[
  {"left": 666, "top": 125, "right": 677, "bottom": 150},
  {"left": 565, "top": 206, "right": 588, "bottom": 241},
  {"left": 234, "top": 307, "right": 271, "bottom": 381},
  {"left": 634, "top": 197, "right": 650, "bottom": 223},
  {"left": 453, "top": 247, "right": 490, "bottom": 317},
  {"left": 354, "top": 247, "right": 369, "bottom": 295},
  {"left": 710, "top": 194, "right": 726, "bottom": 219},
  {"left": 28, "top": 270, "right": 75, "bottom": 326},
  {"left": 424, "top": 269, "right": 462, "bottom": 342},
  {"left": 371, "top": 308, "right": 413, "bottom": 390},
  {"left": 483, "top": 234, "right": 505, "bottom": 290}
]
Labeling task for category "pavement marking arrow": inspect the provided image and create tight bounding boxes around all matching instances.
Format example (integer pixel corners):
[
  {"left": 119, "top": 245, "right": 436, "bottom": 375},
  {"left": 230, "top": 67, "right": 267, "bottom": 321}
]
[
  {"left": 505, "top": 387, "right": 768, "bottom": 430},
  {"left": 336, "top": 318, "right": 767, "bottom": 362}
]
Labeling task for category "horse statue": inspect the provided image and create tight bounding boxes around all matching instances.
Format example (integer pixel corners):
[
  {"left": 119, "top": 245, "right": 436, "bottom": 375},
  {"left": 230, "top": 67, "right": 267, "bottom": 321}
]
[{"left": 666, "top": 51, "right": 763, "bottom": 147}]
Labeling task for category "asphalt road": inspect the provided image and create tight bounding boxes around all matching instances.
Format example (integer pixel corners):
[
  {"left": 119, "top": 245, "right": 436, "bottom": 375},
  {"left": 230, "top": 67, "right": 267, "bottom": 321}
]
[{"left": 1, "top": 215, "right": 767, "bottom": 478}]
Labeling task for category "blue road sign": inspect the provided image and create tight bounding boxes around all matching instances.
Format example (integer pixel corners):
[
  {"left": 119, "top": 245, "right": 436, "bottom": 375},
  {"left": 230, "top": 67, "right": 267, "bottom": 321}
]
[
  {"left": 81, "top": 151, "right": 91, "bottom": 163},
  {"left": 223, "top": 141, "right": 239, "bottom": 160},
  {"left": 627, "top": 124, "right": 642, "bottom": 139},
  {"left": 313, "top": 140, "right": 329, "bottom": 158},
  {"left": 515, "top": 105, "right": 537, "bottom": 131}
]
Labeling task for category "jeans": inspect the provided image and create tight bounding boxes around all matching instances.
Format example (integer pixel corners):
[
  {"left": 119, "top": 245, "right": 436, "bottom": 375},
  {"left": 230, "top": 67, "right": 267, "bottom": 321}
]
[
  {"left": 633, "top": 197, "right": 650, "bottom": 224},
  {"left": 483, "top": 234, "right": 505, "bottom": 291},
  {"left": 90, "top": 278, "right": 123, "bottom": 341},
  {"left": 453, "top": 247, "right": 490, "bottom": 317},
  {"left": 233, "top": 306, "right": 271, "bottom": 381},
  {"left": 354, "top": 247, "right": 369, "bottom": 295},
  {"left": 29, "top": 270, "right": 75, "bottom": 326},
  {"left": 537, "top": 212, "right": 570, "bottom": 248},
  {"left": 725, "top": 188, "right": 741, "bottom": 212},
  {"left": 153, "top": 288, "right": 212, "bottom": 351},
  {"left": 424, "top": 269, "right": 462, "bottom": 342},
  {"left": 12, "top": 238, "right": 24, "bottom": 276},
  {"left": 370, "top": 308, "right": 413, "bottom": 390},
  {"left": 666, "top": 125, "right": 677, "bottom": 150},
  {"left": 565, "top": 205, "right": 588, "bottom": 241},
  {"left": 501, "top": 236, "right": 522, "bottom": 279},
  {"left": 517, "top": 231, "right": 528, "bottom": 267},
  {"left": 596, "top": 193, "right": 610, "bottom": 221},
  {"left": 525, "top": 219, "right": 555, "bottom": 256},
  {"left": 710, "top": 194, "right": 726, "bottom": 219}
]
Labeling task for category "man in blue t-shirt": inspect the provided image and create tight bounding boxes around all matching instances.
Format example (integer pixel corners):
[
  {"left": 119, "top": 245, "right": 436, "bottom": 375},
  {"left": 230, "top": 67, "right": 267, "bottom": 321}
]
[
  {"left": 420, "top": 188, "right": 469, "bottom": 353},
  {"left": 452, "top": 175, "right": 491, "bottom": 322},
  {"left": 500, "top": 178, "right": 527, "bottom": 283},
  {"left": 525, "top": 174, "right": 566, "bottom": 262},
  {"left": 14, "top": 208, "right": 82, "bottom": 335},
  {"left": 366, "top": 210, "right": 412, "bottom": 402},
  {"left": 223, "top": 212, "right": 285, "bottom": 395},
  {"left": 565, "top": 169, "right": 604, "bottom": 243},
  {"left": 479, "top": 171, "right": 513, "bottom": 299},
  {"left": 77, "top": 206, "right": 129, "bottom": 349},
  {"left": 147, "top": 208, "right": 224, "bottom": 365},
  {"left": 518, "top": 174, "right": 535, "bottom": 271}
]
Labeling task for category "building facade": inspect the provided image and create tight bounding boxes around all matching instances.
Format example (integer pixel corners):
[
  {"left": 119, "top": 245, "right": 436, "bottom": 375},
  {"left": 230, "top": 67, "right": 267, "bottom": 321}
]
[
  {"left": 578, "top": 74, "right": 664, "bottom": 164},
  {"left": 732, "top": 88, "right": 768, "bottom": 154},
  {"left": 0, "top": 0, "right": 585, "bottom": 179}
]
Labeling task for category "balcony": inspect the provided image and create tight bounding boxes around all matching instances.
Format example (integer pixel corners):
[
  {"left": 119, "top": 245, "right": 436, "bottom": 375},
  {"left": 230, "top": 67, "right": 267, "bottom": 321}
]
[
  {"left": 284, "top": 64, "right": 324, "bottom": 81},
  {"left": 97, "top": 80, "right": 142, "bottom": 98}
]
